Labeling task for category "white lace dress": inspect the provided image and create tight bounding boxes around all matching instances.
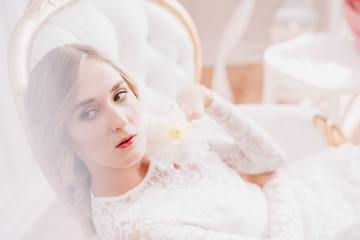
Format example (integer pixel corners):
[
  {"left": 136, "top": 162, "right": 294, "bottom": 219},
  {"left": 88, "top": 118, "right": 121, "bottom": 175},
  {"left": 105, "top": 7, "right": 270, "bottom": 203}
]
[{"left": 91, "top": 94, "right": 360, "bottom": 240}]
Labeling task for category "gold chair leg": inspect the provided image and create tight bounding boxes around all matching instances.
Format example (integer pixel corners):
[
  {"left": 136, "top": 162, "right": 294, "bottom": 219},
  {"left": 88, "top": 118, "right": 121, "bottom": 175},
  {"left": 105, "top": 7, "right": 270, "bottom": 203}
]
[{"left": 315, "top": 115, "right": 346, "bottom": 146}]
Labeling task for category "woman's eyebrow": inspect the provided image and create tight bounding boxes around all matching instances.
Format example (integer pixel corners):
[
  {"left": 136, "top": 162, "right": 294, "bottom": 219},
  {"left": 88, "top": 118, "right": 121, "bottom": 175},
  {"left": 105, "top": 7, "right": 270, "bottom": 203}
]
[
  {"left": 73, "top": 99, "right": 95, "bottom": 112},
  {"left": 110, "top": 80, "right": 125, "bottom": 93}
]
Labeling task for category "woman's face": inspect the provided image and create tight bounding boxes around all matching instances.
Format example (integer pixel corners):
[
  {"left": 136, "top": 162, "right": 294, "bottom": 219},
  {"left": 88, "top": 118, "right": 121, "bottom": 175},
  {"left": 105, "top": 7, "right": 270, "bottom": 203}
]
[{"left": 66, "top": 58, "right": 146, "bottom": 170}]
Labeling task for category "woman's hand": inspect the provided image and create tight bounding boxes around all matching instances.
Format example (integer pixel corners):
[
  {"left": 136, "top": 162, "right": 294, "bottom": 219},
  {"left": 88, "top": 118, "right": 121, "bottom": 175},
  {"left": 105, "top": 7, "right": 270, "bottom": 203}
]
[
  {"left": 238, "top": 171, "right": 277, "bottom": 188},
  {"left": 176, "top": 85, "right": 214, "bottom": 121}
]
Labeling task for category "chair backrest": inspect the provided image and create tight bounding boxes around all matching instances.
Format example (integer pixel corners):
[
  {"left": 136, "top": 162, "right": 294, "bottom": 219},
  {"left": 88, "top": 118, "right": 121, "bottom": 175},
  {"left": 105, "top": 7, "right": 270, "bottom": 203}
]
[{"left": 8, "top": 0, "right": 201, "bottom": 236}]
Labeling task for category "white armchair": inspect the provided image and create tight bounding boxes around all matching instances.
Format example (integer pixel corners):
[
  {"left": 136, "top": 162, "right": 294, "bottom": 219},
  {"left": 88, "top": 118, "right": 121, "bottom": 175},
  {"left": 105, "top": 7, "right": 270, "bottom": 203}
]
[{"left": 8, "top": 0, "right": 345, "bottom": 239}]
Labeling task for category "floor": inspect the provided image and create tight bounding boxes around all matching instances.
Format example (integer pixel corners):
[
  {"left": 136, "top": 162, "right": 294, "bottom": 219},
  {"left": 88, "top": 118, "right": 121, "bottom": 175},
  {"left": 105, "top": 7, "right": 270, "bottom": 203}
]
[{"left": 201, "top": 63, "right": 264, "bottom": 104}]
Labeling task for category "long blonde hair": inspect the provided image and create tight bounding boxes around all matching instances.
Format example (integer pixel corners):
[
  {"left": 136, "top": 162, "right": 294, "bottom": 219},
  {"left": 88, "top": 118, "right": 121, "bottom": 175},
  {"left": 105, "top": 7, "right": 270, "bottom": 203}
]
[{"left": 25, "top": 44, "right": 138, "bottom": 236}]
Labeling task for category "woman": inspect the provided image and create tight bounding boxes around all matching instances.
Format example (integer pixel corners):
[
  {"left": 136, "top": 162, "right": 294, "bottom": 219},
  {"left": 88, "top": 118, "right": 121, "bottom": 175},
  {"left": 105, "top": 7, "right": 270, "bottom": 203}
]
[{"left": 25, "top": 44, "right": 360, "bottom": 240}]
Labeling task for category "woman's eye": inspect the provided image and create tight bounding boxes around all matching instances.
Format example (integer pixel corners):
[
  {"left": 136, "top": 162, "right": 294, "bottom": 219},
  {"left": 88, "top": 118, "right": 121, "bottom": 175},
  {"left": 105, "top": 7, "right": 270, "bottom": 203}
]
[
  {"left": 80, "top": 109, "right": 96, "bottom": 120},
  {"left": 114, "top": 90, "right": 127, "bottom": 101}
]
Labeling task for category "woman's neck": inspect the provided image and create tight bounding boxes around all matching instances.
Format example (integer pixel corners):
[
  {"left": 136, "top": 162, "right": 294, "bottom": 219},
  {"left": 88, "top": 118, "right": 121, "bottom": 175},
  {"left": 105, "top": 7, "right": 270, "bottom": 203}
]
[{"left": 89, "top": 157, "right": 150, "bottom": 197}]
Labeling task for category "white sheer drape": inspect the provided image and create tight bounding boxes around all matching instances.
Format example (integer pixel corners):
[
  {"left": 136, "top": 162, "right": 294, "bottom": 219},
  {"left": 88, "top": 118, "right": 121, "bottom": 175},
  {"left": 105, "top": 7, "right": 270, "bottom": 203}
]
[
  {"left": 0, "top": 0, "right": 33, "bottom": 184},
  {"left": 0, "top": 1, "right": 55, "bottom": 239}
]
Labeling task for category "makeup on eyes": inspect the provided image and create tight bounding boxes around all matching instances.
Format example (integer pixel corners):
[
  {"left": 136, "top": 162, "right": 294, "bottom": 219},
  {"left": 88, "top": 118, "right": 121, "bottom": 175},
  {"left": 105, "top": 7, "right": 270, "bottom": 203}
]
[{"left": 114, "top": 90, "right": 128, "bottom": 101}]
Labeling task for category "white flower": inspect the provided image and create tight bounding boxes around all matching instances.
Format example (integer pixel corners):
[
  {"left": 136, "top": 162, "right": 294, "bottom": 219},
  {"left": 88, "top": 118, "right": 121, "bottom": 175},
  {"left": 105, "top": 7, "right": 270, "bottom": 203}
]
[
  {"left": 145, "top": 102, "right": 208, "bottom": 168},
  {"left": 166, "top": 120, "right": 189, "bottom": 142}
]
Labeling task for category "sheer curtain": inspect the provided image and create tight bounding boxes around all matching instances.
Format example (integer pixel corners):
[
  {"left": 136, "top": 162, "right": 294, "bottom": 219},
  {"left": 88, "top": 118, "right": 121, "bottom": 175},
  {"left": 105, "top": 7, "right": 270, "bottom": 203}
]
[
  {"left": 1, "top": 0, "right": 32, "bottom": 187},
  {"left": 0, "top": 1, "right": 55, "bottom": 239}
]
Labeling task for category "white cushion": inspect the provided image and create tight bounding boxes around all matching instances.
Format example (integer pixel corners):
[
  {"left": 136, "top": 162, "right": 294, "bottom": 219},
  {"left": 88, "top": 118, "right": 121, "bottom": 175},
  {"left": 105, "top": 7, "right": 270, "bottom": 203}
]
[
  {"left": 30, "top": 0, "right": 195, "bottom": 114},
  {"left": 30, "top": 1, "right": 119, "bottom": 69}
]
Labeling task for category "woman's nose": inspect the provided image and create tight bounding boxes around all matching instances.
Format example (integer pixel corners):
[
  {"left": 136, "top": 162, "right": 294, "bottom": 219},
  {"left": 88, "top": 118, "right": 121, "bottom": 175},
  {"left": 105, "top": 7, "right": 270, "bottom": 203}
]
[{"left": 109, "top": 106, "right": 128, "bottom": 132}]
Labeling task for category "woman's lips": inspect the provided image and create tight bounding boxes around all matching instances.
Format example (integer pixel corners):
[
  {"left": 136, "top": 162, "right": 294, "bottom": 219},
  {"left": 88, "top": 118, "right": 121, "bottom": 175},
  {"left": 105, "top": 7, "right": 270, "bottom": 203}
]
[{"left": 117, "top": 135, "right": 136, "bottom": 148}]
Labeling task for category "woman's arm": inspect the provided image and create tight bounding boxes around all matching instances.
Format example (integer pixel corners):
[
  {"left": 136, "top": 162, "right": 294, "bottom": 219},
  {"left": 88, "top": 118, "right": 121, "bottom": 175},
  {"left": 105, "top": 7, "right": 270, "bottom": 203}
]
[{"left": 176, "top": 85, "right": 286, "bottom": 175}]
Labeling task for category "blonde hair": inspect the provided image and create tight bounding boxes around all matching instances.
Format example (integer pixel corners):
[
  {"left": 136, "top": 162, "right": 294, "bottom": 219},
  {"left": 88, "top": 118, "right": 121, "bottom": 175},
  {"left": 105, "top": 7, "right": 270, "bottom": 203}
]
[{"left": 25, "top": 44, "right": 138, "bottom": 236}]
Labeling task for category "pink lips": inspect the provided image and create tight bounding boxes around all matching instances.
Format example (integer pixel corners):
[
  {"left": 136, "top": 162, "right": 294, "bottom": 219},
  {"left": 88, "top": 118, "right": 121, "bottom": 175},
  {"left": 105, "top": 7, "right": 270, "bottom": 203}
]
[{"left": 116, "top": 135, "right": 136, "bottom": 148}]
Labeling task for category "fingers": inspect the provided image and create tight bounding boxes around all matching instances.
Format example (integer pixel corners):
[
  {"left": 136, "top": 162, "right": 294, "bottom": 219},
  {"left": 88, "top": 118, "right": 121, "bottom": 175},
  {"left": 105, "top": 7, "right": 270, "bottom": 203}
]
[
  {"left": 180, "top": 101, "right": 205, "bottom": 121},
  {"left": 239, "top": 171, "right": 277, "bottom": 187},
  {"left": 177, "top": 100, "right": 203, "bottom": 121},
  {"left": 176, "top": 85, "right": 207, "bottom": 121},
  {"left": 183, "top": 109, "right": 204, "bottom": 121}
]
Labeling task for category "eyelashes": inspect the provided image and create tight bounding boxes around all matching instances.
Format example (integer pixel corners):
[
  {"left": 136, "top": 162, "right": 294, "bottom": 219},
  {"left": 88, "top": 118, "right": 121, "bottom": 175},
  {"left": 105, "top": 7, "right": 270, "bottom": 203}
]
[{"left": 114, "top": 90, "right": 128, "bottom": 101}]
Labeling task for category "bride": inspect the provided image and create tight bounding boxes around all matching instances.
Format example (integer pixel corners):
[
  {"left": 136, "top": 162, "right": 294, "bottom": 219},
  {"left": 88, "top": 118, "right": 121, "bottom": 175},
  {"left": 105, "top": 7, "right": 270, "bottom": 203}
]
[{"left": 25, "top": 44, "right": 360, "bottom": 240}]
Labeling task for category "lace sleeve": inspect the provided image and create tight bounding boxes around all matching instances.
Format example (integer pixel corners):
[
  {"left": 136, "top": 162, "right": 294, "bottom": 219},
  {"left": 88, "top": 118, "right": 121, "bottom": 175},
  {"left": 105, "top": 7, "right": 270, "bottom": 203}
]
[
  {"left": 263, "top": 178, "right": 304, "bottom": 240},
  {"left": 205, "top": 93, "right": 287, "bottom": 174}
]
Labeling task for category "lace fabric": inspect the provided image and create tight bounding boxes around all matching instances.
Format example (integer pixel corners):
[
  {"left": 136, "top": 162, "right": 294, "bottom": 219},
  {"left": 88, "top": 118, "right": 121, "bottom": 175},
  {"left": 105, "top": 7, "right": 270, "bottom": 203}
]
[
  {"left": 205, "top": 93, "right": 287, "bottom": 174},
  {"left": 91, "top": 94, "right": 360, "bottom": 240},
  {"left": 92, "top": 157, "right": 302, "bottom": 240}
]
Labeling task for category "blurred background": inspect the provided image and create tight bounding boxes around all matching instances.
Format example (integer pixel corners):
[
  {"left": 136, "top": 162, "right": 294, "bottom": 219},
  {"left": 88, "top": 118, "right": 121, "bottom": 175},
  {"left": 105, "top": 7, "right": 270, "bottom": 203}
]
[
  {"left": 0, "top": 0, "right": 359, "bottom": 239},
  {"left": 179, "top": 0, "right": 359, "bottom": 144}
]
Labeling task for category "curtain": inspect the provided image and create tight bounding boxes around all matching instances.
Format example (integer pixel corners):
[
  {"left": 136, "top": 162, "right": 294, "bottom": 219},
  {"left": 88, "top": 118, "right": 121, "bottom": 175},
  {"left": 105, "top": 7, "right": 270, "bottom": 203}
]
[
  {"left": 0, "top": 0, "right": 35, "bottom": 187},
  {"left": 0, "top": 1, "right": 55, "bottom": 239}
]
